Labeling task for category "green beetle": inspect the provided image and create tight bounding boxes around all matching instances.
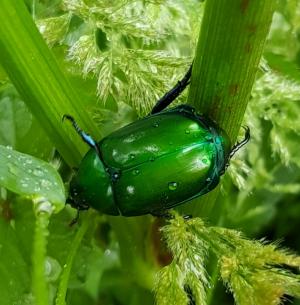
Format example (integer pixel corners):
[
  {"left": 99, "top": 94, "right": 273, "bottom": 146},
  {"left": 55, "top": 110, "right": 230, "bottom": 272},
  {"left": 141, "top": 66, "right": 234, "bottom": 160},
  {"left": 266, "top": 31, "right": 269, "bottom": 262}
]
[{"left": 65, "top": 65, "right": 250, "bottom": 218}]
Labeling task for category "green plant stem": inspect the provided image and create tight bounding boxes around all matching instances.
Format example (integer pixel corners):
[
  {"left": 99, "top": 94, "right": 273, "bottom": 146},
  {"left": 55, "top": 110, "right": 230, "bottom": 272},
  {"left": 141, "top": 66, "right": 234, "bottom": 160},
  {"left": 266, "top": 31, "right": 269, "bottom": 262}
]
[
  {"left": 32, "top": 210, "right": 51, "bottom": 305},
  {"left": 182, "top": 0, "right": 276, "bottom": 218},
  {"left": 55, "top": 211, "right": 92, "bottom": 305},
  {"left": 108, "top": 216, "right": 156, "bottom": 290},
  {"left": 0, "top": 0, "right": 101, "bottom": 167}
]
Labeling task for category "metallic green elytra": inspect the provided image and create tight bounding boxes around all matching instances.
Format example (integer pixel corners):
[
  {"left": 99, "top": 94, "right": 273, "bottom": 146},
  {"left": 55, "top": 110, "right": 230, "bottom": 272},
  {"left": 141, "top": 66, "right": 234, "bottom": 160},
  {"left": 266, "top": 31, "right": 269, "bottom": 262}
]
[
  {"left": 68, "top": 105, "right": 241, "bottom": 216},
  {"left": 66, "top": 66, "right": 250, "bottom": 218}
]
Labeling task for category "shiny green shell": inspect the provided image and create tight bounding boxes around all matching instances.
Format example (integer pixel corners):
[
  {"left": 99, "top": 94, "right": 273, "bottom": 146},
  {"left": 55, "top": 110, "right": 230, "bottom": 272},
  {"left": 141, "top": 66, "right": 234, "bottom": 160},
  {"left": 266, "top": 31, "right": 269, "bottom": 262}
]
[{"left": 69, "top": 105, "right": 231, "bottom": 216}]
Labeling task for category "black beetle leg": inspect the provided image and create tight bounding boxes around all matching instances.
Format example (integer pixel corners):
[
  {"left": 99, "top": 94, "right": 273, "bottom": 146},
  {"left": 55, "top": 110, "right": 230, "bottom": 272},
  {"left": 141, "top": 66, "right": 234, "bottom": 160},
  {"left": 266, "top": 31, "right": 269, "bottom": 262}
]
[
  {"left": 62, "top": 114, "right": 101, "bottom": 157},
  {"left": 229, "top": 126, "right": 250, "bottom": 159},
  {"left": 225, "top": 126, "right": 250, "bottom": 170},
  {"left": 150, "top": 63, "right": 193, "bottom": 114}
]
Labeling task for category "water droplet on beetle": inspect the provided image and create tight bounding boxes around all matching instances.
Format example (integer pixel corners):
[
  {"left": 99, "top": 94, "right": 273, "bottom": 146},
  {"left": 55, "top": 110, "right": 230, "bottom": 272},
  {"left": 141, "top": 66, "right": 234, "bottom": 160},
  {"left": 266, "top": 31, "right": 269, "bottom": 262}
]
[
  {"left": 112, "top": 172, "right": 120, "bottom": 180},
  {"left": 129, "top": 153, "right": 135, "bottom": 160},
  {"left": 126, "top": 185, "right": 135, "bottom": 194},
  {"left": 202, "top": 158, "right": 208, "bottom": 164},
  {"left": 133, "top": 169, "right": 140, "bottom": 176},
  {"left": 153, "top": 122, "right": 159, "bottom": 128},
  {"left": 185, "top": 129, "right": 190, "bottom": 134},
  {"left": 206, "top": 177, "right": 212, "bottom": 182},
  {"left": 168, "top": 182, "right": 178, "bottom": 191},
  {"left": 149, "top": 156, "right": 155, "bottom": 162}
]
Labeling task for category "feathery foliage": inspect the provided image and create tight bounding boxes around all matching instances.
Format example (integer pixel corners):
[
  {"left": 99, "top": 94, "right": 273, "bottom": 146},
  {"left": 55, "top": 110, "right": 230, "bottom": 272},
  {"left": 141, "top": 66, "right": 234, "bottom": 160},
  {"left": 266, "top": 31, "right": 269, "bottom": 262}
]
[
  {"left": 157, "top": 213, "right": 300, "bottom": 305},
  {"left": 37, "top": 0, "right": 201, "bottom": 114}
]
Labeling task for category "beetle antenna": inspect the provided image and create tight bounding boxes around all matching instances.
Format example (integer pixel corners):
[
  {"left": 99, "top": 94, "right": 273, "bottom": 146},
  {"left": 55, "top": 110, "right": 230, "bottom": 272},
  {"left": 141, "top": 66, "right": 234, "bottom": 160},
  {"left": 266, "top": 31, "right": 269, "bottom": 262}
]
[
  {"left": 63, "top": 114, "right": 101, "bottom": 156},
  {"left": 229, "top": 126, "right": 250, "bottom": 159}
]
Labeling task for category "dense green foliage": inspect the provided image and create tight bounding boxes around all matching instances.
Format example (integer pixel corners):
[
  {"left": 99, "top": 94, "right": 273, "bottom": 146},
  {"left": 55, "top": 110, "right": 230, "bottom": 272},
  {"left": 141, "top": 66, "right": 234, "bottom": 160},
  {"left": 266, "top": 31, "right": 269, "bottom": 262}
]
[{"left": 0, "top": 0, "right": 300, "bottom": 305}]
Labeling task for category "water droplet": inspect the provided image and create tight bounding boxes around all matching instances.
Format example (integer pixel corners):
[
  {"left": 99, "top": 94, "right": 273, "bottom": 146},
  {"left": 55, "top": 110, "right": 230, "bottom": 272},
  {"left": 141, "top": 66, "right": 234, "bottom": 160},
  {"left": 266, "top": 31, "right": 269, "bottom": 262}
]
[
  {"left": 33, "top": 168, "right": 44, "bottom": 177},
  {"left": 153, "top": 122, "right": 159, "bottom": 128},
  {"left": 8, "top": 164, "right": 18, "bottom": 175},
  {"left": 168, "top": 182, "right": 178, "bottom": 191},
  {"left": 129, "top": 153, "right": 135, "bottom": 160},
  {"left": 7, "top": 155, "right": 11, "bottom": 159},
  {"left": 41, "top": 179, "right": 52, "bottom": 188},
  {"left": 202, "top": 158, "right": 208, "bottom": 164},
  {"left": 126, "top": 185, "right": 135, "bottom": 194},
  {"left": 185, "top": 129, "right": 190, "bottom": 134},
  {"left": 112, "top": 172, "right": 120, "bottom": 180},
  {"left": 133, "top": 169, "right": 140, "bottom": 176},
  {"left": 206, "top": 177, "right": 212, "bottom": 182}
]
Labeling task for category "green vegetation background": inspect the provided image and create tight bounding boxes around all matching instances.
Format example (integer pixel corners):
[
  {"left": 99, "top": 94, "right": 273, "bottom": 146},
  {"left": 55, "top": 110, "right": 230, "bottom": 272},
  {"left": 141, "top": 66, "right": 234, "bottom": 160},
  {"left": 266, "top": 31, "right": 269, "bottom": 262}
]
[{"left": 0, "top": 0, "right": 300, "bottom": 305}]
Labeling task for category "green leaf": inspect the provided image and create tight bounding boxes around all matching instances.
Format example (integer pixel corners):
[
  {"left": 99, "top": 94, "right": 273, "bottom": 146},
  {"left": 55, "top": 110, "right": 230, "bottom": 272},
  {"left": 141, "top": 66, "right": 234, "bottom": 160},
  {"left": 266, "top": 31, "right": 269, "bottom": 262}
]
[{"left": 0, "top": 145, "right": 65, "bottom": 212}]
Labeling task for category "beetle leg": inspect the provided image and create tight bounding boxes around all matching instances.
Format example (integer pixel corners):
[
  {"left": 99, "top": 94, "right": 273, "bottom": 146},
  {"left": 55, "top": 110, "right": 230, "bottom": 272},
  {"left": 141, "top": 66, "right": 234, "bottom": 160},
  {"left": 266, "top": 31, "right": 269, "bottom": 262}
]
[
  {"left": 229, "top": 126, "right": 250, "bottom": 159},
  {"left": 150, "top": 64, "right": 193, "bottom": 114},
  {"left": 224, "top": 126, "right": 250, "bottom": 171},
  {"left": 63, "top": 114, "right": 101, "bottom": 156}
]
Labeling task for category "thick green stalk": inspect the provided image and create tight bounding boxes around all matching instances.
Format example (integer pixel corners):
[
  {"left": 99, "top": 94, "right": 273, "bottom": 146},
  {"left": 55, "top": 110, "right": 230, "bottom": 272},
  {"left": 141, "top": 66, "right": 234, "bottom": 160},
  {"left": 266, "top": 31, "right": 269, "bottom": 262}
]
[
  {"left": 183, "top": 0, "right": 276, "bottom": 217},
  {"left": 0, "top": 0, "right": 101, "bottom": 167}
]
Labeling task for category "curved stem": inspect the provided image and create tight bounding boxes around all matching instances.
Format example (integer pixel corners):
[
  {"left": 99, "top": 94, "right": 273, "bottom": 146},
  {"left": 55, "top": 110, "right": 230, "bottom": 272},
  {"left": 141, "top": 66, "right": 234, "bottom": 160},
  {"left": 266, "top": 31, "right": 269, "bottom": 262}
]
[{"left": 55, "top": 211, "right": 92, "bottom": 305}]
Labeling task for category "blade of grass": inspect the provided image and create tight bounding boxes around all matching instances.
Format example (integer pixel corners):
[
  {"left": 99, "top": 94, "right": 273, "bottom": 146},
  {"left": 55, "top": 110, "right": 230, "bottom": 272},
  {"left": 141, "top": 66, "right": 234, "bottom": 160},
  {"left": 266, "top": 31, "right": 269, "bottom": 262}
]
[{"left": 0, "top": 0, "right": 101, "bottom": 167}]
